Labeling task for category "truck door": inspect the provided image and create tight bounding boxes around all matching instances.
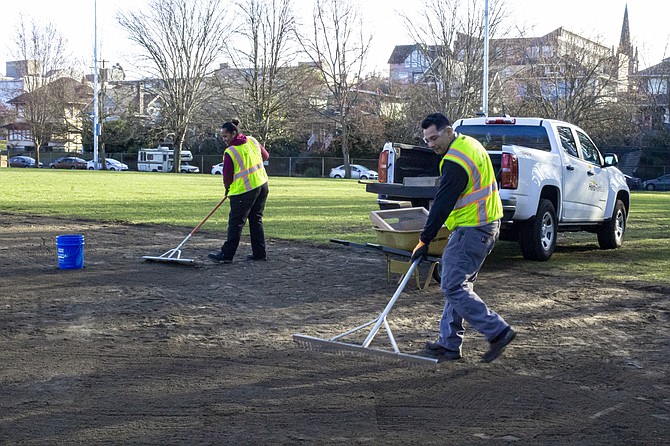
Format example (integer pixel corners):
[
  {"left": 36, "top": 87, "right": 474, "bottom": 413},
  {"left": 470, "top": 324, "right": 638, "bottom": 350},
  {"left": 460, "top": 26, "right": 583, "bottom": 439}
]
[
  {"left": 557, "top": 126, "right": 594, "bottom": 221},
  {"left": 575, "top": 130, "right": 607, "bottom": 221}
]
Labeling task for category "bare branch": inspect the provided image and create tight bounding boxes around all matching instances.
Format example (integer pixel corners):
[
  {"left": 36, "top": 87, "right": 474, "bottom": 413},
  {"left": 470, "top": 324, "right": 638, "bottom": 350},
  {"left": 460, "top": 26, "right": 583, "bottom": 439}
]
[
  {"left": 296, "top": 0, "right": 372, "bottom": 175},
  {"left": 117, "top": 0, "right": 229, "bottom": 171}
]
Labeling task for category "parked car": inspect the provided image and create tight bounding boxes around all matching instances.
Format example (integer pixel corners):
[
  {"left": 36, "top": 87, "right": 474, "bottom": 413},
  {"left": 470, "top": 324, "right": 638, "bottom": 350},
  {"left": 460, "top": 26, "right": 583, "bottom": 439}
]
[
  {"left": 329, "top": 164, "right": 378, "bottom": 179},
  {"left": 180, "top": 163, "right": 200, "bottom": 173},
  {"left": 211, "top": 159, "right": 267, "bottom": 175},
  {"left": 86, "top": 158, "right": 129, "bottom": 171},
  {"left": 641, "top": 174, "right": 670, "bottom": 191},
  {"left": 49, "top": 156, "right": 88, "bottom": 170},
  {"left": 9, "top": 155, "right": 42, "bottom": 168},
  {"left": 624, "top": 174, "right": 641, "bottom": 190},
  {"left": 211, "top": 162, "right": 223, "bottom": 175}
]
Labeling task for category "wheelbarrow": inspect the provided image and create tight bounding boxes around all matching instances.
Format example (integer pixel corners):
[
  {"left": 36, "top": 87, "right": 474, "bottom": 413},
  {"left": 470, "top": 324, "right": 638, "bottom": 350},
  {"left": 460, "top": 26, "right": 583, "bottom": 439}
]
[{"left": 329, "top": 239, "right": 442, "bottom": 290}]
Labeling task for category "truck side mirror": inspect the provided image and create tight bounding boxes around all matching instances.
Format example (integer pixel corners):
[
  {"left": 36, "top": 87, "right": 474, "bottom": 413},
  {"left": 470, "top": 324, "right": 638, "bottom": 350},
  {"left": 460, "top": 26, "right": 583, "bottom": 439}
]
[{"left": 603, "top": 153, "right": 618, "bottom": 167}]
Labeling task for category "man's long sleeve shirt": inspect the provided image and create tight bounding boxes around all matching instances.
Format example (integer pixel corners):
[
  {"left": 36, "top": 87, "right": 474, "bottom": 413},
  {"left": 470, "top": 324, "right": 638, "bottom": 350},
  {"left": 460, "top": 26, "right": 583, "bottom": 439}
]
[{"left": 419, "top": 159, "right": 469, "bottom": 244}]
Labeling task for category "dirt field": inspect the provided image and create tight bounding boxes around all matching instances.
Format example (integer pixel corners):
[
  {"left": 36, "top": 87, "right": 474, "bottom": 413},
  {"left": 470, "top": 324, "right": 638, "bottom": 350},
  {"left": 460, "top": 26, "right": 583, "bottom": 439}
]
[{"left": 1, "top": 212, "right": 668, "bottom": 445}]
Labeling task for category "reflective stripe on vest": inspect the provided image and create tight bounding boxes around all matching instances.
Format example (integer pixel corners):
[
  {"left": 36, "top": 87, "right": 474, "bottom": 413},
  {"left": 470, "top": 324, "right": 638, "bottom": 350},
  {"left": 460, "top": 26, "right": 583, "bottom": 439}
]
[
  {"left": 225, "top": 139, "right": 268, "bottom": 195},
  {"left": 440, "top": 135, "right": 502, "bottom": 228}
]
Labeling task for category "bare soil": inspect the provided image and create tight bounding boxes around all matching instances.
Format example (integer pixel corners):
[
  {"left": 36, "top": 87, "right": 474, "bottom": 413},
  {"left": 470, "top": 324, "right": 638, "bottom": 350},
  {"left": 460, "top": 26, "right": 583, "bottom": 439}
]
[{"left": 1, "top": 212, "right": 668, "bottom": 445}]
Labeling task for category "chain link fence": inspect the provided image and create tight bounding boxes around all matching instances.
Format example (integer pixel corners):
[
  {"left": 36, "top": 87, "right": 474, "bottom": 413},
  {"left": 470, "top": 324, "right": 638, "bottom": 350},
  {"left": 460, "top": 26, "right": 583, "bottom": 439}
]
[
  {"left": 30, "top": 152, "right": 378, "bottom": 177},
  {"left": 17, "top": 150, "right": 670, "bottom": 181}
]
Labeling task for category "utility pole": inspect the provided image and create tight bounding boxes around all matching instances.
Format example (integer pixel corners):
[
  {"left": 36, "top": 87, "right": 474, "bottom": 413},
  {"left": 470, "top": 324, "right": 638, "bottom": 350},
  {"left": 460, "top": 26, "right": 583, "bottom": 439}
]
[
  {"left": 98, "top": 59, "right": 108, "bottom": 170},
  {"left": 482, "top": 0, "right": 489, "bottom": 116},
  {"left": 93, "top": 0, "right": 100, "bottom": 168}
]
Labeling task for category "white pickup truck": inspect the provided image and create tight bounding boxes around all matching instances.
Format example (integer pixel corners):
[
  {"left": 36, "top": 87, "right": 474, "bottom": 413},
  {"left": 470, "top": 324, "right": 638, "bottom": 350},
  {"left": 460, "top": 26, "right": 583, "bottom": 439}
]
[{"left": 365, "top": 116, "right": 630, "bottom": 261}]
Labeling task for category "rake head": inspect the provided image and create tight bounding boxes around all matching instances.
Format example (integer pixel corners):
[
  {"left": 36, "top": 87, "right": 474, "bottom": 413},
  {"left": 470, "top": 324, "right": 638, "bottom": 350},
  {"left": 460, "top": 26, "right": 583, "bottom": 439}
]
[
  {"left": 293, "top": 334, "right": 438, "bottom": 367},
  {"left": 142, "top": 248, "right": 195, "bottom": 265}
]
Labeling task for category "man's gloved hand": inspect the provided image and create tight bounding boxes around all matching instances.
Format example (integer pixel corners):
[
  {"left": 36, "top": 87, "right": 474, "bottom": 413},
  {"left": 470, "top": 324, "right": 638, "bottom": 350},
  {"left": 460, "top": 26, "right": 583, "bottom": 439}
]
[{"left": 411, "top": 240, "right": 429, "bottom": 263}]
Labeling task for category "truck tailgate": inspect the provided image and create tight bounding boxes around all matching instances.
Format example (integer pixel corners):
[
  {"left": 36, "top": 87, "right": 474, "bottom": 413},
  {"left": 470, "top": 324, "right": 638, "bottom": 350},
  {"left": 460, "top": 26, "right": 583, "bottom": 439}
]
[{"left": 366, "top": 182, "right": 440, "bottom": 199}]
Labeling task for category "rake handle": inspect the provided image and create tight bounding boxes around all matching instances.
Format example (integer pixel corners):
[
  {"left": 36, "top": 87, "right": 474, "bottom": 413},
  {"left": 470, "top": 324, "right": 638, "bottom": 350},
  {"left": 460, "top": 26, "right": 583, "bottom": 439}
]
[
  {"left": 362, "top": 258, "right": 420, "bottom": 347},
  {"left": 189, "top": 195, "right": 228, "bottom": 236}
]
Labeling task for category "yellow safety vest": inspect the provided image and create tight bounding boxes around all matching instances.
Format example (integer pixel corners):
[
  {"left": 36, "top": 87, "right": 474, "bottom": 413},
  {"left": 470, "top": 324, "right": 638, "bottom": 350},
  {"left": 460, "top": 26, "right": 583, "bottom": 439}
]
[
  {"left": 224, "top": 138, "right": 268, "bottom": 196},
  {"left": 439, "top": 134, "right": 503, "bottom": 230}
]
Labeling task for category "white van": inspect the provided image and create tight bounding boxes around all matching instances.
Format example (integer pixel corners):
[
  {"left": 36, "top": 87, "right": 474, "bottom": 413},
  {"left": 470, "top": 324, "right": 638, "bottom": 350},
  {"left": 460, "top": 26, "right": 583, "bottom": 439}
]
[{"left": 137, "top": 146, "right": 193, "bottom": 172}]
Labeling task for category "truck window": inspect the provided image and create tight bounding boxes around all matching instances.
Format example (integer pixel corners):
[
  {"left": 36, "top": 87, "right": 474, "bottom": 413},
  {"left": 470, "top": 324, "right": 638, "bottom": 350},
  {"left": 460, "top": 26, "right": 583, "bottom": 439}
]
[
  {"left": 557, "top": 126, "right": 579, "bottom": 158},
  {"left": 457, "top": 125, "right": 551, "bottom": 152},
  {"left": 577, "top": 131, "right": 603, "bottom": 166}
]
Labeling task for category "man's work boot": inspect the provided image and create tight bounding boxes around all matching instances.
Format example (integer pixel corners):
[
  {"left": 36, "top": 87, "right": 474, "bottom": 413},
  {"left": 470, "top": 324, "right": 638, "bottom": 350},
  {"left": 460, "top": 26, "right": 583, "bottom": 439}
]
[
  {"left": 482, "top": 327, "right": 516, "bottom": 363},
  {"left": 425, "top": 341, "right": 462, "bottom": 361}
]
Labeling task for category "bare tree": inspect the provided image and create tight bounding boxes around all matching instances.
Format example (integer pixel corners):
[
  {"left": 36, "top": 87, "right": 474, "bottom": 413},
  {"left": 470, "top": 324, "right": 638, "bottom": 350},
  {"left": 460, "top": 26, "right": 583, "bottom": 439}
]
[
  {"left": 117, "top": 0, "right": 229, "bottom": 172},
  {"left": 11, "top": 17, "right": 71, "bottom": 166},
  {"left": 499, "top": 30, "right": 631, "bottom": 134},
  {"left": 297, "top": 0, "right": 372, "bottom": 178},
  {"left": 400, "top": 0, "right": 510, "bottom": 126},
  {"left": 216, "top": 0, "right": 305, "bottom": 145}
]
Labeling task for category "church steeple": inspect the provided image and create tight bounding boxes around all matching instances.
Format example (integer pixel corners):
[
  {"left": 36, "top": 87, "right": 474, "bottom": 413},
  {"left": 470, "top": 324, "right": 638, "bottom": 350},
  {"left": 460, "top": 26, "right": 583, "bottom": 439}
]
[
  {"left": 617, "top": 4, "right": 638, "bottom": 75},
  {"left": 618, "top": 5, "right": 631, "bottom": 56}
]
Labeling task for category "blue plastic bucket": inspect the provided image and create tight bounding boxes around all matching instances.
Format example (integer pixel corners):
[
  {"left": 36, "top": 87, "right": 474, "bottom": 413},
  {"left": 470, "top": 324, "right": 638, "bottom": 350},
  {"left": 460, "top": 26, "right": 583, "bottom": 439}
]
[{"left": 56, "top": 234, "right": 85, "bottom": 270}]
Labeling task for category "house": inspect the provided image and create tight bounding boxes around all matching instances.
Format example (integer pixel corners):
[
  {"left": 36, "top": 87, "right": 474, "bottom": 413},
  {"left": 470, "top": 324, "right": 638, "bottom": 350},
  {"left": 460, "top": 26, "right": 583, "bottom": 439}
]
[
  {"left": 388, "top": 44, "right": 449, "bottom": 84},
  {"left": 632, "top": 58, "right": 670, "bottom": 129},
  {"left": 89, "top": 79, "right": 161, "bottom": 123},
  {"left": 388, "top": 6, "right": 639, "bottom": 101},
  {"left": 4, "top": 77, "right": 92, "bottom": 152}
]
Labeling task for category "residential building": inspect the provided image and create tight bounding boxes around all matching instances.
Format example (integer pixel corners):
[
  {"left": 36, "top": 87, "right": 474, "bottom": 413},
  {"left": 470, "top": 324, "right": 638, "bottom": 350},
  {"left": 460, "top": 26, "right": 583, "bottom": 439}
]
[
  {"left": 633, "top": 58, "right": 670, "bottom": 129},
  {"left": 388, "top": 6, "right": 639, "bottom": 103},
  {"left": 5, "top": 60, "right": 39, "bottom": 82},
  {"left": 388, "top": 44, "right": 449, "bottom": 84},
  {"left": 4, "top": 77, "right": 92, "bottom": 152}
]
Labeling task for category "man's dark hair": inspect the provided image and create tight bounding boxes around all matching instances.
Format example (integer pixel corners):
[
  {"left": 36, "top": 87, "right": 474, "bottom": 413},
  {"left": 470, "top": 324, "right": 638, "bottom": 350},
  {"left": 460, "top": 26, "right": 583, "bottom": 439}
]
[
  {"left": 221, "top": 121, "right": 238, "bottom": 133},
  {"left": 421, "top": 113, "right": 450, "bottom": 130}
]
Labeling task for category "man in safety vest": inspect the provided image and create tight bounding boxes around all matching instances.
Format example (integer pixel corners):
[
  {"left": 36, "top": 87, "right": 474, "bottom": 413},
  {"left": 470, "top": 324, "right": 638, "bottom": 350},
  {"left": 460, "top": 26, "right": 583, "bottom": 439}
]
[
  {"left": 411, "top": 113, "right": 516, "bottom": 363},
  {"left": 209, "top": 121, "right": 269, "bottom": 263}
]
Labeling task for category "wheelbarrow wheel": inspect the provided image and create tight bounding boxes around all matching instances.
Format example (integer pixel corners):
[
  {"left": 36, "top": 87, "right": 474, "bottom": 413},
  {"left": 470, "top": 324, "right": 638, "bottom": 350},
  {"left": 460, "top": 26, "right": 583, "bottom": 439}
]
[{"left": 432, "top": 263, "right": 441, "bottom": 284}]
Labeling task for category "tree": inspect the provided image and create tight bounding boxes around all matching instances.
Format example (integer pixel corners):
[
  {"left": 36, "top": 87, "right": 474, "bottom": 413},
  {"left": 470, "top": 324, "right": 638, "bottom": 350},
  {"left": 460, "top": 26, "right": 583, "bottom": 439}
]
[
  {"left": 297, "top": 0, "right": 372, "bottom": 178},
  {"left": 11, "top": 17, "right": 71, "bottom": 166},
  {"left": 216, "top": 0, "right": 306, "bottom": 146},
  {"left": 117, "top": 0, "right": 229, "bottom": 173},
  {"left": 496, "top": 28, "right": 638, "bottom": 143},
  {"left": 400, "top": 0, "right": 510, "bottom": 129}
]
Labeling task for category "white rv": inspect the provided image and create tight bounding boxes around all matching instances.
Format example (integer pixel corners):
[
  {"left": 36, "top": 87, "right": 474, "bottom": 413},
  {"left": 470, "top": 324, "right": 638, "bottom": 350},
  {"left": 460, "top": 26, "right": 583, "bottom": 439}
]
[{"left": 137, "top": 146, "right": 193, "bottom": 172}]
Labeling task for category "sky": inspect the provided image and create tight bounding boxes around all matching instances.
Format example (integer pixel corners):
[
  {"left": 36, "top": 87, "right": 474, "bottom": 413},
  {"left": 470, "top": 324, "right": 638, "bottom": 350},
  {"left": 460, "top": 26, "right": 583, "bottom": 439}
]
[{"left": 0, "top": 0, "right": 668, "bottom": 80}]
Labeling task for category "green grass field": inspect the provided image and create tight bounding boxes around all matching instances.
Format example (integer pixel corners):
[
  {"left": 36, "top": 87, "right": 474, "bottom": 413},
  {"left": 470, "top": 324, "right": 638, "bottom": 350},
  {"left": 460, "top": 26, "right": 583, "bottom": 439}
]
[{"left": 1, "top": 169, "right": 669, "bottom": 284}]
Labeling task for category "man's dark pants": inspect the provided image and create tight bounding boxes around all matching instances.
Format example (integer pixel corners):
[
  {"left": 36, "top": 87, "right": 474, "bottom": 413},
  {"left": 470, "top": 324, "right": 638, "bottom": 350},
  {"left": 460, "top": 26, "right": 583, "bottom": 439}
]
[{"left": 221, "top": 182, "right": 269, "bottom": 260}]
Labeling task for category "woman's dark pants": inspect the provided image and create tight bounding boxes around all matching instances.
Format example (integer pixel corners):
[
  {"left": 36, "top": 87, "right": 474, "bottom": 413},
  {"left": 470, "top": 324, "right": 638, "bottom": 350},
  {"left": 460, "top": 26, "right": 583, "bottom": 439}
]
[{"left": 220, "top": 182, "right": 269, "bottom": 260}]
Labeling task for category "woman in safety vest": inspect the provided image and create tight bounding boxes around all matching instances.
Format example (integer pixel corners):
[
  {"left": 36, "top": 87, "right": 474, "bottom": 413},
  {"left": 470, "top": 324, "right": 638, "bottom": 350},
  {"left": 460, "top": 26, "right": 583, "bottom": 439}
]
[
  {"left": 209, "top": 121, "right": 269, "bottom": 263},
  {"left": 411, "top": 113, "right": 516, "bottom": 363}
]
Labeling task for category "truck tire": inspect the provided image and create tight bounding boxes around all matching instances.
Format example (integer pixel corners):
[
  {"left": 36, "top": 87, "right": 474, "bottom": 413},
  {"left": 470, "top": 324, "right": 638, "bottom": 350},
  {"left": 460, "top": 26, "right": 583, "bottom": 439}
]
[
  {"left": 518, "top": 198, "right": 556, "bottom": 261},
  {"left": 597, "top": 199, "right": 626, "bottom": 249}
]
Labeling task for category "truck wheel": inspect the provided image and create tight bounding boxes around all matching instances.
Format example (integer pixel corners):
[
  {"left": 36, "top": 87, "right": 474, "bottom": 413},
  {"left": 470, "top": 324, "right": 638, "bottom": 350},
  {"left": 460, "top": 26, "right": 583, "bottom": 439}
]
[
  {"left": 518, "top": 198, "right": 556, "bottom": 261},
  {"left": 597, "top": 199, "right": 626, "bottom": 249}
]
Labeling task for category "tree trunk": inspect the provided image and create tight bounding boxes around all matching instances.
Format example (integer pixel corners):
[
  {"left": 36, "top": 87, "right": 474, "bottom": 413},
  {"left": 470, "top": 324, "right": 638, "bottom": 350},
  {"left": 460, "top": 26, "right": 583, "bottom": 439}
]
[
  {"left": 341, "top": 123, "right": 350, "bottom": 178},
  {"left": 100, "top": 143, "right": 107, "bottom": 171}
]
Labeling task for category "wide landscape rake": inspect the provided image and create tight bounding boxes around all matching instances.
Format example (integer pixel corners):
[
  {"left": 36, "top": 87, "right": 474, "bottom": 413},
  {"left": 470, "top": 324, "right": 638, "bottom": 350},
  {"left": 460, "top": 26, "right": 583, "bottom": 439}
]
[
  {"left": 293, "top": 258, "right": 438, "bottom": 366},
  {"left": 142, "top": 195, "right": 228, "bottom": 265}
]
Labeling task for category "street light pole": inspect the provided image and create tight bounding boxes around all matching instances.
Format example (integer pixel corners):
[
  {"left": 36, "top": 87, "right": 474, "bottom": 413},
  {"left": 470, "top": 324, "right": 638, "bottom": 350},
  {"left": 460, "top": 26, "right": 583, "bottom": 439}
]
[
  {"left": 93, "top": 0, "right": 99, "bottom": 168},
  {"left": 482, "top": 0, "right": 489, "bottom": 116}
]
